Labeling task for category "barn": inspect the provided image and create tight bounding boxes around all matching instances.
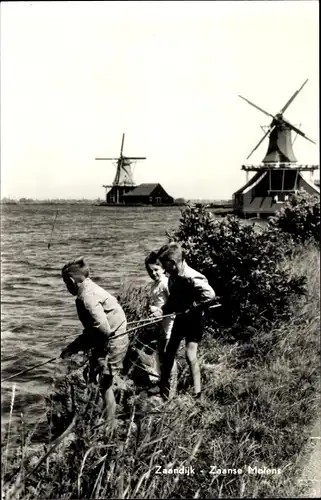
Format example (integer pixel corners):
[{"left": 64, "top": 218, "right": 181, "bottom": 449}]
[{"left": 121, "top": 183, "right": 174, "bottom": 205}]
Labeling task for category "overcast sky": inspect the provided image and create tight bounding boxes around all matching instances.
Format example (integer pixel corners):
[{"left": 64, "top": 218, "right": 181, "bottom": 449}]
[{"left": 1, "top": 1, "right": 319, "bottom": 200}]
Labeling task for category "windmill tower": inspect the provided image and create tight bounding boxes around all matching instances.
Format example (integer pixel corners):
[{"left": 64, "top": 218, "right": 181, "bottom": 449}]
[
  {"left": 233, "top": 79, "right": 319, "bottom": 217},
  {"left": 95, "top": 133, "right": 146, "bottom": 204}
]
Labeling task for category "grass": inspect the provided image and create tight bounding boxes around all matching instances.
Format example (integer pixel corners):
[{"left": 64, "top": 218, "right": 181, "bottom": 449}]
[{"left": 1, "top": 244, "right": 320, "bottom": 499}]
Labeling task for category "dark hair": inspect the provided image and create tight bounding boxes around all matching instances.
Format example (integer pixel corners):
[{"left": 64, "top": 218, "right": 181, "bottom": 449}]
[
  {"left": 62, "top": 257, "right": 89, "bottom": 279},
  {"left": 157, "top": 242, "right": 184, "bottom": 265},
  {"left": 145, "top": 250, "right": 161, "bottom": 270}
]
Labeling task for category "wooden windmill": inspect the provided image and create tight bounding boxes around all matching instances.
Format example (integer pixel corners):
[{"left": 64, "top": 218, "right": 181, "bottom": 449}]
[
  {"left": 233, "top": 79, "right": 319, "bottom": 217},
  {"left": 95, "top": 133, "right": 146, "bottom": 204}
]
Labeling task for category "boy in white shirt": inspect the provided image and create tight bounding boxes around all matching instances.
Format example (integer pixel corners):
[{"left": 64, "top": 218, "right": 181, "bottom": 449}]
[{"left": 60, "top": 257, "right": 129, "bottom": 427}]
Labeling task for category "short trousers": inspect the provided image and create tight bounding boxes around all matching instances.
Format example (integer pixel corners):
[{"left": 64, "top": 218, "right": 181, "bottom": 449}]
[
  {"left": 89, "top": 326, "right": 129, "bottom": 379},
  {"left": 161, "top": 316, "right": 175, "bottom": 341},
  {"left": 171, "top": 310, "right": 205, "bottom": 344}
]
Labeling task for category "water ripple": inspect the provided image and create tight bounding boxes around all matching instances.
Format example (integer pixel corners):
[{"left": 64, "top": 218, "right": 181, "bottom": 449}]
[{"left": 1, "top": 204, "right": 180, "bottom": 427}]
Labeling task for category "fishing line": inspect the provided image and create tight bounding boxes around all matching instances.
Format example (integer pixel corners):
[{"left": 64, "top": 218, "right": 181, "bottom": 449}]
[
  {"left": 47, "top": 209, "right": 58, "bottom": 250},
  {"left": 3, "top": 210, "right": 59, "bottom": 366}
]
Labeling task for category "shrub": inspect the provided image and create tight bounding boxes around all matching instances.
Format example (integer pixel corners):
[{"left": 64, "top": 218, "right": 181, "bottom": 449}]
[
  {"left": 117, "top": 281, "right": 160, "bottom": 350},
  {"left": 268, "top": 191, "right": 320, "bottom": 245},
  {"left": 167, "top": 204, "right": 306, "bottom": 338}
]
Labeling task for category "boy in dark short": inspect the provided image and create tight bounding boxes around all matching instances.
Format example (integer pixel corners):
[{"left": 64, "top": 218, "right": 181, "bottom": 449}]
[{"left": 150, "top": 243, "right": 216, "bottom": 399}]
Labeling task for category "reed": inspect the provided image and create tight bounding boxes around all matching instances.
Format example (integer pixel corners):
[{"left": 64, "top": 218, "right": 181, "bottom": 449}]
[{"left": 3, "top": 384, "right": 16, "bottom": 477}]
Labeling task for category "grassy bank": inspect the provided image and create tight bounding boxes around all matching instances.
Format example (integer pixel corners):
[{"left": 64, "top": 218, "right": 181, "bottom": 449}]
[{"left": 2, "top": 242, "right": 320, "bottom": 499}]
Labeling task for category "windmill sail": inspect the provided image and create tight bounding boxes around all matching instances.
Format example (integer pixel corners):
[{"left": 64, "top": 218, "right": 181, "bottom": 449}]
[
  {"left": 115, "top": 158, "right": 136, "bottom": 186},
  {"left": 262, "top": 122, "right": 297, "bottom": 163},
  {"left": 95, "top": 133, "right": 146, "bottom": 204},
  {"left": 239, "top": 80, "right": 315, "bottom": 164}
]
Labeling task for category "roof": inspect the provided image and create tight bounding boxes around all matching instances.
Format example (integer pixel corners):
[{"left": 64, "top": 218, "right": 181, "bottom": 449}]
[
  {"left": 243, "top": 197, "right": 280, "bottom": 214},
  {"left": 299, "top": 174, "right": 320, "bottom": 194},
  {"left": 122, "top": 183, "right": 161, "bottom": 197},
  {"left": 233, "top": 171, "right": 264, "bottom": 196},
  {"left": 234, "top": 170, "right": 320, "bottom": 197}
]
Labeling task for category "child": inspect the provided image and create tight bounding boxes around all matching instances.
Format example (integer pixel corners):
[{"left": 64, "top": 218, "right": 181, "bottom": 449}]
[
  {"left": 150, "top": 242, "right": 216, "bottom": 399},
  {"left": 145, "top": 251, "right": 177, "bottom": 394},
  {"left": 145, "top": 251, "right": 174, "bottom": 353},
  {"left": 60, "top": 257, "right": 129, "bottom": 427}
]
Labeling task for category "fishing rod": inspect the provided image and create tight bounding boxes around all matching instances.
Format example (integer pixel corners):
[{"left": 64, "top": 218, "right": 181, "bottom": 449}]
[
  {"left": 1, "top": 316, "right": 168, "bottom": 366},
  {"left": 1, "top": 310, "right": 165, "bottom": 360},
  {"left": 0, "top": 316, "right": 167, "bottom": 382},
  {"left": 111, "top": 304, "right": 221, "bottom": 341},
  {"left": 51, "top": 305, "right": 221, "bottom": 344},
  {"left": 2, "top": 357, "right": 58, "bottom": 383},
  {"left": 1, "top": 305, "right": 221, "bottom": 383},
  {"left": 47, "top": 209, "right": 58, "bottom": 249},
  {"left": 3, "top": 304, "right": 221, "bottom": 362}
]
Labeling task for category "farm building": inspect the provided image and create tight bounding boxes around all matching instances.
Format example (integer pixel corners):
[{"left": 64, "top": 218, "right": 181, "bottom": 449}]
[
  {"left": 233, "top": 167, "right": 320, "bottom": 216},
  {"left": 121, "top": 183, "right": 174, "bottom": 205},
  {"left": 96, "top": 134, "right": 174, "bottom": 206},
  {"left": 105, "top": 184, "right": 134, "bottom": 204}
]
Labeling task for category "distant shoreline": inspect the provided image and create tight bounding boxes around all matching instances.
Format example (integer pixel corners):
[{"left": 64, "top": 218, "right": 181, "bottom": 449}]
[
  {"left": 0, "top": 199, "right": 233, "bottom": 208},
  {"left": 0, "top": 200, "right": 101, "bottom": 205},
  {"left": 0, "top": 201, "right": 235, "bottom": 215}
]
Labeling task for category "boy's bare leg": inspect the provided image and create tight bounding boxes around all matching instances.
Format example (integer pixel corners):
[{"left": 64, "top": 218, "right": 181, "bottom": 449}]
[
  {"left": 100, "top": 375, "right": 116, "bottom": 428},
  {"left": 99, "top": 332, "right": 129, "bottom": 426},
  {"left": 185, "top": 342, "right": 201, "bottom": 395},
  {"left": 104, "top": 387, "right": 116, "bottom": 425},
  {"left": 168, "top": 359, "right": 178, "bottom": 398}
]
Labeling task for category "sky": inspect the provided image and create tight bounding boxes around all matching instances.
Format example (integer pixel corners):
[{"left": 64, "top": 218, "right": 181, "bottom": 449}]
[{"left": 1, "top": 0, "right": 319, "bottom": 200}]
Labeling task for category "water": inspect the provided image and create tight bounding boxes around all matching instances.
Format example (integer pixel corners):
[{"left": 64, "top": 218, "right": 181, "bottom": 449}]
[{"left": 1, "top": 204, "right": 181, "bottom": 428}]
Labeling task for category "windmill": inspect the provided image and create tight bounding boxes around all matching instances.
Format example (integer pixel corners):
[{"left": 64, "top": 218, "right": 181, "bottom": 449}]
[
  {"left": 233, "top": 79, "right": 319, "bottom": 217},
  {"left": 95, "top": 133, "right": 146, "bottom": 204}
]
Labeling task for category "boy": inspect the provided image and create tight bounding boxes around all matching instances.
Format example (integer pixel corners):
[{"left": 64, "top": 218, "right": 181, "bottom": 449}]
[
  {"left": 150, "top": 242, "right": 215, "bottom": 399},
  {"left": 60, "top": 257, "right": 129, "bottom": 427},
  {"left": 145, "top": 251, "right": 177, "bottom": 395}
]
